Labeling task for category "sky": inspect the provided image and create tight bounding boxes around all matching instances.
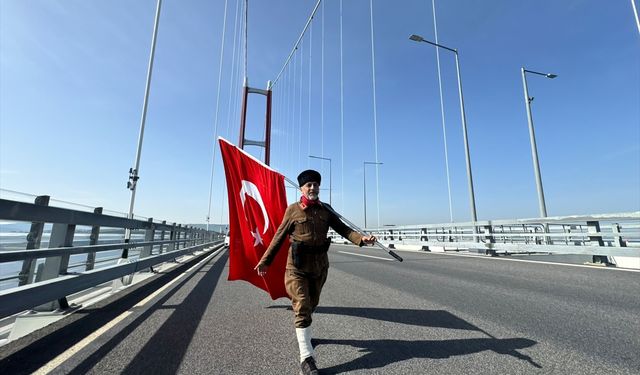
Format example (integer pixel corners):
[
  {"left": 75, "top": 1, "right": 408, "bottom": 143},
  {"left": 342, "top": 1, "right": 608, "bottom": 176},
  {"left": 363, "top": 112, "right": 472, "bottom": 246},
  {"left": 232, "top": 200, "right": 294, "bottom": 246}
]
[{"left": 1, "top": 0, "right": 639, "bottom": 228}]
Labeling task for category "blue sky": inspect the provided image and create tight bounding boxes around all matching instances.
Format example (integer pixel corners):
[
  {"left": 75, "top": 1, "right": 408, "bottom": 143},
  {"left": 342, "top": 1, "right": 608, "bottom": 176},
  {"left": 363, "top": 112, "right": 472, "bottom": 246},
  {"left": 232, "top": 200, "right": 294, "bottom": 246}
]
[{"left": 1, "top": 0, "right": 638, "bottom": 227}]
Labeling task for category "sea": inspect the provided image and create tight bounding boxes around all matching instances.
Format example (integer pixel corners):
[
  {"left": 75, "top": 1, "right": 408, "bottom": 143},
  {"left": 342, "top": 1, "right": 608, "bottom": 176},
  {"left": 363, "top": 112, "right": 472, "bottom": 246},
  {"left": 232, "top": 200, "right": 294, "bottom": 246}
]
[{"left": 0, "top": 222, "right": 226, "bottom": 291}]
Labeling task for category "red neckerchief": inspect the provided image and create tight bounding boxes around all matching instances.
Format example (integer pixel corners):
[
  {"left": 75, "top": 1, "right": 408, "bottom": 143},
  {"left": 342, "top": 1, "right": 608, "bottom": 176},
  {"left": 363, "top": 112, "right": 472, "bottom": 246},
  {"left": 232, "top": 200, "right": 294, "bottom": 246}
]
[{"left": 299, "top": 195, "right": 320, "bottom": 210}]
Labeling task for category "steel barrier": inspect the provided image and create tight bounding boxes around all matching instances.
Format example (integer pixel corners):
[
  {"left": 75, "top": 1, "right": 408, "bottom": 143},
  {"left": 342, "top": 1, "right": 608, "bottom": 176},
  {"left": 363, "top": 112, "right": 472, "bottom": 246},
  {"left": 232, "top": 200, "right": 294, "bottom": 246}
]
[
  {"left": 0, "top": 196, "right": 222, "bottom": 319},
  {"left": 329, "top": 212, "right": 640, "bottom": 260}
]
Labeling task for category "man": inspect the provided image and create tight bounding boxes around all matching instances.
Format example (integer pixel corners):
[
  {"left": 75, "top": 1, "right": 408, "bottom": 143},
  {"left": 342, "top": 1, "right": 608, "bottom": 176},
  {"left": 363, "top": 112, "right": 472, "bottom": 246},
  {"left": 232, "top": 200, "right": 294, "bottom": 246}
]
[{"left": 254, "top": 169, "right": 376, "bottom": 375}]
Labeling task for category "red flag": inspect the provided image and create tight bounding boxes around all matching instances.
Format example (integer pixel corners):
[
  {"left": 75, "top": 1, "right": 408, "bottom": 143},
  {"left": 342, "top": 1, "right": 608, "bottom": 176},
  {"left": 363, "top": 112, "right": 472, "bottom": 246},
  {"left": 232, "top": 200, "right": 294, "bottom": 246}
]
[{"left": 218, "top": 137, "right": 289, "bottom": 300}]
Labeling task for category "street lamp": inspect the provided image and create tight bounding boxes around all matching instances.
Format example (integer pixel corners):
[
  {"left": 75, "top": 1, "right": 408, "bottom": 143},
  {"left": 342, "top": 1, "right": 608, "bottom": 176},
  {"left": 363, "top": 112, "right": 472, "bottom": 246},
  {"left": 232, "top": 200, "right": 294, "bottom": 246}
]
[
  {"left": 309, "top": 155, "right": 332, "bottom": 205},
  {"left": 123, "top": 0, "right": 163, "bottom": 258},
  {"left": 409, "top": 34, "right": 478, "bottom": 223},
  {"left": 363, "top": 161, "right": 383, "bottom": 228},
  {"left": 521, "top": 67, "right": 557, "bottom": 218}
]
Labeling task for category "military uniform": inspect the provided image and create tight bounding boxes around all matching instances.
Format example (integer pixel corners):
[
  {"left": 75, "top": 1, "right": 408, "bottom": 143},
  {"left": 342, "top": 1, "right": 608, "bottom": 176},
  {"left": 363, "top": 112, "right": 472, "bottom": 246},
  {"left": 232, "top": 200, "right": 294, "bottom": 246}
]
[{"left": 258, "top": 200, "right": 364, "bottom": 328}]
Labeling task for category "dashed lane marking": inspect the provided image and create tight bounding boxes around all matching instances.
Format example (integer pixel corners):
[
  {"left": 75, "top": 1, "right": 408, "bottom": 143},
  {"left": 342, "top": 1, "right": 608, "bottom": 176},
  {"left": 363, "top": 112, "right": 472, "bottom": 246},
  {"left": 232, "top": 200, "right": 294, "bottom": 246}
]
[{"left": 337, "top": 250, "right": 394, "bottom": 261}]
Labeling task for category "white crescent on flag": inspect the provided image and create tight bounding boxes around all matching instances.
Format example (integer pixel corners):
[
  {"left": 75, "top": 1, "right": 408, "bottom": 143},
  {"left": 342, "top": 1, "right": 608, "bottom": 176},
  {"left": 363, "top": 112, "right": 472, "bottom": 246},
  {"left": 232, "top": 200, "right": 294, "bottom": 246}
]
[{"left": 239, "top": 180, "right": 270, "bottom": 246}]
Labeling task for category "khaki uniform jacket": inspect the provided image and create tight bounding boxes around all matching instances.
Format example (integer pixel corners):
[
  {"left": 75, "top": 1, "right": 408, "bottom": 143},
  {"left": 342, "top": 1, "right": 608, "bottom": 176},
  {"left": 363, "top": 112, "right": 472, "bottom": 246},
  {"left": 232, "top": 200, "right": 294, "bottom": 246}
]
[{"left": 259, "top": 201, "right": 363, "bottom": 273}]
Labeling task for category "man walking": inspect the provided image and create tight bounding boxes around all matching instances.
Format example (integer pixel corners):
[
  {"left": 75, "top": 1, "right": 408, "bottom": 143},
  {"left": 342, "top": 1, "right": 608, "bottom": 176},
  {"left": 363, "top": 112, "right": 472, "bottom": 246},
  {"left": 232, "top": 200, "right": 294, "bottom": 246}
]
[{"left": 254, "top": 169, "right": 376, "bottom": 375}]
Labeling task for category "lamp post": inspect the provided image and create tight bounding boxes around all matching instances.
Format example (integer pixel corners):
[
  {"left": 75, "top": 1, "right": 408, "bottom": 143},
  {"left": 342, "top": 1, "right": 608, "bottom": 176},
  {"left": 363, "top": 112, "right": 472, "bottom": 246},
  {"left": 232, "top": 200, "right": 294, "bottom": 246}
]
[
  {"left": 123, "top": 0, "right": 163, "bottom": 258},
  {"left": 309, "top": 155, "right": 332, "bottom": 205},
  {"left": 521, "top": 67, "right": 557, "bottom": 218},
  {"left": 409, "top": 34, "right": 477, "bottom": 223},
  {"left": 363, "top": 161, "right": 383, "bottom": 228}
]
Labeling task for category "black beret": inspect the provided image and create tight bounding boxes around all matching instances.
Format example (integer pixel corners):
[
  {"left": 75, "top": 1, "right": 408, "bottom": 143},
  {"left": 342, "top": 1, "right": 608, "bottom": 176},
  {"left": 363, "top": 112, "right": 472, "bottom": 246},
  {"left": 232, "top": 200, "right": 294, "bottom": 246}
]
[{"left": 297, "top": 169, "right": 321, "bottom": 187}]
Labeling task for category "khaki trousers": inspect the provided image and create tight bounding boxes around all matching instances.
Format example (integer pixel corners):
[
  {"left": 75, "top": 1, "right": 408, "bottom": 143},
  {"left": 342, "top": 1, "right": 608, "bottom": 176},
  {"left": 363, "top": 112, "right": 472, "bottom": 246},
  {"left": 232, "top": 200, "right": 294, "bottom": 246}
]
[{"left": 285, "top": 268, "right": 328, "bottom": 328}]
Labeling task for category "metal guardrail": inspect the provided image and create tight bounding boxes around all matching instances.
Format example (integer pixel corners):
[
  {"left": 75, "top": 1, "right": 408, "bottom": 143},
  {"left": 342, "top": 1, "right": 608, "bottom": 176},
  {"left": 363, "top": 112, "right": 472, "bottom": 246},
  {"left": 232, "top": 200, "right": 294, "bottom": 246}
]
[
  {"left": 0, "top": 242, "right": 224, "bottom": 319},
  {"left": 330, "top": 212, "right": 640, "bottom": 258},
  {"left": 0, "top": 196, "right": 223, "bottom": 319}
]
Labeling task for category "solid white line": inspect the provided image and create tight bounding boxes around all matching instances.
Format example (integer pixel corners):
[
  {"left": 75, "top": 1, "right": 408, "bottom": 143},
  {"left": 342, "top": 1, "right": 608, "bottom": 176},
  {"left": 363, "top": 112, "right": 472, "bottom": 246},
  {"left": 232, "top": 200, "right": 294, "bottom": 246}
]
[
  {"left": 32, "top": 310, "right": 133, "bottom": 375},
  {"left": 419, "top": 250, "right": 640, "bottom": 273},
  {"left": 33, "top": 247, "right": 225, "bottom": 375},
  {"left": 338, "top": 250, "right": 393, "bottom": 261}
]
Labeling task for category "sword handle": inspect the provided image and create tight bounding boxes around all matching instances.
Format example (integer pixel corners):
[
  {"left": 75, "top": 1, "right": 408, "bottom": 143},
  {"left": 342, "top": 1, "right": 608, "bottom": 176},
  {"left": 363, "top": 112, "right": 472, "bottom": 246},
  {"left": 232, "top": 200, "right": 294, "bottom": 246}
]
[
  {"left": 388, "top": 249, "right": 404, "bottom": 262},
  {"left": 375, "top": 242, "right": 403, "bottom": 262}
]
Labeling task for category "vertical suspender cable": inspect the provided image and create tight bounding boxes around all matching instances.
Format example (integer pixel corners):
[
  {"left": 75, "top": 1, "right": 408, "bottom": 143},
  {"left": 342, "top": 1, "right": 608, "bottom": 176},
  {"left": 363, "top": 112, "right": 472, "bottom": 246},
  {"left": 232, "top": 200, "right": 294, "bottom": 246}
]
[
  {"left": 273, "top": 73, "right": 279, "bottom": 168},
  {"left": 632, "top": 0, "right": 640, "bottom": 35},
  {"left": 233, "top": 0, "right": 245, "bottom": 135},
  {"left": 292, "top": 52, "right": 298, "bottom": 172},
  {"left": 206, "top": 0, "right": 228, "bottom": 230},
  {"left": 243, "top": 0, "right": 248, "bottom": 79},
  {"left": 225, "top": 0, "right": 242, "bottom": 137},
  {"left": 283, "top": 66, "right": 290, "bottom": 173},
  {"left": 287, "top": 56, "right": 293, "bottom": 173},
  {"left": 288, "top": 62, "right": 295, "bottom": 174},
  {"left": 321, "top": 0, "right": 325, "bottom": 157},
  {"left": 299, "top": 42, "right": 304, "bottom": 171},
  {"left": 220, "top": 0, "right": 242, "bottom": 224},
  {"left": 432, "top": 0, "right": 453, "bottom": 222},
  {"left": 308, "top": 23, "right": 313, "bottom": 168},
  {"left": 232, "top": 0, "right": 245, "bottom": 139},
  {"left": 369, "top": 0, "right": 381, "bottom": 228},
  {"left": 339, "top": 0, "right": 345, "bottom": 209}
]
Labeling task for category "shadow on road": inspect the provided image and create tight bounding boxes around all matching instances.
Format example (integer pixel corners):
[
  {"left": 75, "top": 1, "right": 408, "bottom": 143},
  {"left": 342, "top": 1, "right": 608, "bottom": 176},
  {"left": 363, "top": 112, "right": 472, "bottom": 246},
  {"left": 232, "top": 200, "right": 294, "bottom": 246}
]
[
  {"left": 314, "top": 336, "right": 540, "bottom": 374},
  {"left": 0, "top": 251, "right": 227, "bottom": 375},
  {"left": 68, "top": 252, "right": 228, "bottom": 375},
  {"left": 269, "top": 305, "right": 482, "bottom": 331},
  {"left": 317, "top": 306, "right": 480, "bottom": 331},
  {"left": 269, "top": 305, "right": 541, "bottom": 371}
]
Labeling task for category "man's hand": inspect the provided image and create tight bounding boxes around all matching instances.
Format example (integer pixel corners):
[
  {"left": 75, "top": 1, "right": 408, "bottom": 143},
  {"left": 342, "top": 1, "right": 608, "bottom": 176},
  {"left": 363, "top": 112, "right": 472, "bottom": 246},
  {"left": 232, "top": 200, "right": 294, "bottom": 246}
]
[
  {"left": 254, "top": 263, "right": 268, "bottom": 277},
  {"left": 362, "top": 235, "right": 376, "bottom": 245}
]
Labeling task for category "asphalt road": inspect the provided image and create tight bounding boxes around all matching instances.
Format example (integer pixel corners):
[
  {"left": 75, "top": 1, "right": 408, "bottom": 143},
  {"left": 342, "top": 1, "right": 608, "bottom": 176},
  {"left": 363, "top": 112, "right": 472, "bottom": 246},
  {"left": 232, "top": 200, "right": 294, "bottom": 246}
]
[{"left": 1, "top": 244, "right": 638, "bottom": 374}]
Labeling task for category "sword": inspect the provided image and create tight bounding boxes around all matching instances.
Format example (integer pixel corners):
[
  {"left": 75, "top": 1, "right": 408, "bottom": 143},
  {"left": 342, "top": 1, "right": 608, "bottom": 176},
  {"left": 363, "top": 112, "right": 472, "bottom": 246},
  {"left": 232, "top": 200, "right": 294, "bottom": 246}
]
[
  {"left": 322, "top": 203, "right": 403, "bottom": 262},
  {"left": 284, "top": 177, "right": 403, "bottom": 262}
]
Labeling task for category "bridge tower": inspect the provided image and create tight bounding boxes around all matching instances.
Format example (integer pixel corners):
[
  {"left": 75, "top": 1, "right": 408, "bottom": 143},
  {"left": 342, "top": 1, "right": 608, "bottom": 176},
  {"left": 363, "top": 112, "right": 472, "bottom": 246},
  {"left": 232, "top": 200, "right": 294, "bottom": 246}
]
[{"left": 238, "top": 78, "right": 273, "bottom": 165}]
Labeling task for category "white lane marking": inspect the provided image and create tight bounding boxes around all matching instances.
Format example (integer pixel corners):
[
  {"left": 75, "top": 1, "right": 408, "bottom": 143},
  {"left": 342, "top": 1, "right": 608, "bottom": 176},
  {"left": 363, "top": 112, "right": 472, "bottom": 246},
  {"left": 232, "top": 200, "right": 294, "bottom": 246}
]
[
  {"left": 33, "top": 247, "right": 225, "bottom": 375},
  {"left": 414, "top": 250, "right": 640, "bottom": 273},
  {"left": 33, "top": 311, "right": 133, "bottom": 375},
  {"left": 338, "top": 251, "right": 393, "bottom": 261}
]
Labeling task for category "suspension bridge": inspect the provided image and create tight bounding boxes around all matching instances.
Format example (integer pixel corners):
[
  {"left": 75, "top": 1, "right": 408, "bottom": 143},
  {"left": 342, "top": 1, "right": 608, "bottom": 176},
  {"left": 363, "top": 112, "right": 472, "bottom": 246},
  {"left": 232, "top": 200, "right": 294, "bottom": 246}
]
[{"left": 1, "top": 1, "right": 639, "bottom": 374}]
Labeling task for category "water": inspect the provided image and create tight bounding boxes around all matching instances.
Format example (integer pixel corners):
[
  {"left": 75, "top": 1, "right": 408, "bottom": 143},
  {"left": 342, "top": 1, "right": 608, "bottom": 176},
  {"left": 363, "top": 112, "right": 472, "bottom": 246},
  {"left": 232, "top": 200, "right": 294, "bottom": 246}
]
[{"left": 0, "top": 231, "right": 144, "bottom": 290}]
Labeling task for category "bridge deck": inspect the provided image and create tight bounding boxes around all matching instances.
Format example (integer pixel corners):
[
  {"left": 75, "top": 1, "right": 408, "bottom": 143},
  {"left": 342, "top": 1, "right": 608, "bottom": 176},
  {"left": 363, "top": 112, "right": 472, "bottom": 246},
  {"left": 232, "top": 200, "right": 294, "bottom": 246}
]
[{"left": 1, "top": 245, "right": 639, "bottom": 374}]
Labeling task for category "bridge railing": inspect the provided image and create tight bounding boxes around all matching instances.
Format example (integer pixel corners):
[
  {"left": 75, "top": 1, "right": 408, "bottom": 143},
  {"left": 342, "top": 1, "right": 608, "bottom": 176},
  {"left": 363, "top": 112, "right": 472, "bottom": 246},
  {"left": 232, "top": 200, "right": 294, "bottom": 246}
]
[
  {"left": 329, "top": 212, "right": 640, "bottom": 259},
  {"left": 0, "top": 197, "right": 222, "bottom": 319}
]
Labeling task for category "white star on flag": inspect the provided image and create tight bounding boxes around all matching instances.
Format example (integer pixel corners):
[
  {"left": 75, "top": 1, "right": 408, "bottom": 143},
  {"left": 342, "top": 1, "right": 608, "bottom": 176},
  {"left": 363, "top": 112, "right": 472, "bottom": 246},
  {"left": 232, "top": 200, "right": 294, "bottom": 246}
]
[{"left": 250, "top": 227, "right": 263, "bottom": 247}]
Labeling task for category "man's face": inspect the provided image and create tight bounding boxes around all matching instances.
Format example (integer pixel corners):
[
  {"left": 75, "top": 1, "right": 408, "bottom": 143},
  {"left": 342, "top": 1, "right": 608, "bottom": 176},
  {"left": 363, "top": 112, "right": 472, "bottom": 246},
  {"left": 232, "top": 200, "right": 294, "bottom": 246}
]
[{"left": 300, "top": 181, "right": 320, "bottom": 201}]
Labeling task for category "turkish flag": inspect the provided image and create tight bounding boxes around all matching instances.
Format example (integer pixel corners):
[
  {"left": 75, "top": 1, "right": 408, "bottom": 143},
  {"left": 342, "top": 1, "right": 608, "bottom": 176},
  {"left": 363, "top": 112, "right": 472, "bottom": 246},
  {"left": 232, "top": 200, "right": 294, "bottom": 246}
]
[{"left": 219, "top": 137, "right": 289, "bottom": 300}]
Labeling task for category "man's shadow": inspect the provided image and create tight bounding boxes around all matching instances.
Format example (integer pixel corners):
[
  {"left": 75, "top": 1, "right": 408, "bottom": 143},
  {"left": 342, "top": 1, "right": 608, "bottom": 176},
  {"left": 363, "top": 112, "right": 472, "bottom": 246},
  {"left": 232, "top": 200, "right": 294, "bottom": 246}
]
[
  {"left": 313, "top": 336, "right": 538, "bottom": 374},
  {"left": 269, "top": 305, "right": 541, "bottom": 372}
]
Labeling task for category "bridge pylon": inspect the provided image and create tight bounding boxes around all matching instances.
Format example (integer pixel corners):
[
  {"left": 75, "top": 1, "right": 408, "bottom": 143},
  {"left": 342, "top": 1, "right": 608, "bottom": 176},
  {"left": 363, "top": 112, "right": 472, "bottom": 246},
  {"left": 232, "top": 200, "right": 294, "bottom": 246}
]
[{"left": 238, "top": 77, "right": 272, "bottom": 165}]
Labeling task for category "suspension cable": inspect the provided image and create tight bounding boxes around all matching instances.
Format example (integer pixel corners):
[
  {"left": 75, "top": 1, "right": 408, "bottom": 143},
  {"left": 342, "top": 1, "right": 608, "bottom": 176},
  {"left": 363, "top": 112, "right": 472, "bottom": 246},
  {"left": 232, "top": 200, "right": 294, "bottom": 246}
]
[
  {"left": 219, "top": 0, "right": 243, "bottom": 224},
  {"left": 633, "top": 0, "right": 640, "bottom": 35},
  {"left": 225, "top": 0, "right": 242, "bottom": 138},
  {"left": 298, "top": 41, "right": 304, "bottom": 171},
  {"left": 243, "top": 0, "right": 248, "bottom": 79},
  {"left": 307, "top": 22, "right": 313, "bottom": 168},
  {"left": 232, "top": 0, "right": 245, "bottom": 138},
  {"left": 287, "top": 62, "right": 294, "bottom": 174},
  {"left": 339, "top": 0, "right": 345, "bottom": 209},
  {"left": 432, "top": 0, "right": 453, "bottom": 222},
  {"left": 207, "top": 0, "right": 229, "bottom": 228},
  {"left": 321, "top": 0, "right": 325, "bottom": 157},
  {"left": 369, "top": 0, "right": 381, "bottom": 228},
  {"left": 283, "top": 65, "right": 290, "bottom": 173},
  {"left": 292, "top": 51, "right": 298, "bottom": 172},
  {"left": 271, "top": 0, "right": 322, "bottom": 88}
]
